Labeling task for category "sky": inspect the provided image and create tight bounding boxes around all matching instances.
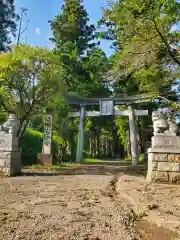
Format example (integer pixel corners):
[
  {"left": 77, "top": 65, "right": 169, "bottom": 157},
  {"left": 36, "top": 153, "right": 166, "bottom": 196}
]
[{"left": 14, "top": 0, "right": 114, "bottom": 56}]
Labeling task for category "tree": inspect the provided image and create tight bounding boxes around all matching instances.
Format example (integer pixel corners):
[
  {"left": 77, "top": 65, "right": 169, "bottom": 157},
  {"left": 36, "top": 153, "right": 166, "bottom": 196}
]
[
  {"left": 0, "top": 0, "right": 19, "bottom": 52},
  {"left": 96, "top": 0, "right": 180, "bottom": 154},
  {"left": 99, "top": 0, "right": 180, "bottom": 67},
  {"left": 0, "top": 44, "right": 65, "bottom": 139},
  {"left": 50, "top": 0, "right": 94, "bottom": 90},
  {"left": 50, "top": 0, "right": 111, "bottom": 97},
  {"left": 50, "top": 0, "right": 96, "bottom": 57},
  {"left": 97, "top": 0, "right": 180, "bottom": 101}
]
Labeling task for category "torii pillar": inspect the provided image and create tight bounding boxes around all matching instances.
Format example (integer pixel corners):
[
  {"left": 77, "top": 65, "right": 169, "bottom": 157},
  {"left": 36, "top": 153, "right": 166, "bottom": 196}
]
[{"left": 128, "top": 105, "right": 139, "bottom": 165}]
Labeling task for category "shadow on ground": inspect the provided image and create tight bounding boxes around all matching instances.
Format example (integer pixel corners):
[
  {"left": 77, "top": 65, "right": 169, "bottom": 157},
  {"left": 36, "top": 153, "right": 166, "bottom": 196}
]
[{"left": 22, "top": 160, "right": 147, "bottom": 177}]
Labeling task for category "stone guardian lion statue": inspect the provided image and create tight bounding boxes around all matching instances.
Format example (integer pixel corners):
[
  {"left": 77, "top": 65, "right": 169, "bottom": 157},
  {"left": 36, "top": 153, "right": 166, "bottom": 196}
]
[
  {"left": 0, "top": 113, "right": 19, "bottom": 136},
  {"left": 152, "top": 110, "right": 179, "bottom": 136}
]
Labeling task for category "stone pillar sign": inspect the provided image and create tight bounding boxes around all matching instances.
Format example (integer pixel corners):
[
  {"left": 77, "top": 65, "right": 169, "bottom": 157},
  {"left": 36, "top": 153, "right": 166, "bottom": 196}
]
[
  {"left": 0, "top": 114, "right": 21, "bottom": 176},
  {"left": 147, "top": 110, "right": 180, "bottom": 184},
  {"left": 38, "top": 110, "right": 53, "bottom": 165}
]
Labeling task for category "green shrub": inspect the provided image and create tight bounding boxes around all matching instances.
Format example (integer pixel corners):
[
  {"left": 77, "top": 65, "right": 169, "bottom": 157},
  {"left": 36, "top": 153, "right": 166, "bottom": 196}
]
[
  {"left": 20, "top": 128, "right": 43, "bottom": 165},
  {"left": 20, "top": 128, "right": 71, "bottom": 165},
  {"left": 0, "top": 112, "right": 7, "bottom": 124},
  {"left": 52, "top": 134, "right": 65, "bottom": 164}
]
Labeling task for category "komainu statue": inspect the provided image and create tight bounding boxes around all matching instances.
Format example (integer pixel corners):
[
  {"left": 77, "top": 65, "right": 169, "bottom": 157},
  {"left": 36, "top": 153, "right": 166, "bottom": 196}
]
[
  {"left": 152, "top": 111, "right": 168, "bottom": 135},
  {"left": 152, "top": 110, "right": 179, "bottom": 136},
  {"left": 0, "top": 113, "right": 19, "bottom": 136},
  {"left": 166, "top": 112, "right": 179, "bottom": 136}
]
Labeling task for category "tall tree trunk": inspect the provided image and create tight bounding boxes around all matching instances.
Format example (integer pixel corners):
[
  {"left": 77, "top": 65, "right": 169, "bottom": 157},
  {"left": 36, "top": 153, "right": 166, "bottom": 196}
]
[
  {"left": 103, "top": 139, "right": 106, "bottom": 157},
  {"left": 92, "top": 130, "right": 96, "bottom": 157},
  {"left": 89, "top": 130, "right": 92, "bottom": 157},
  {"left": 105, "top": 139, "right": 108, "bottom": 157},
  {"left": 97, "top": 130, "right": 100, "bottom": 159},
  {"left": 108, "top": 140, "right": 111, "bottom": 157},
  {"left": 95, "top": 134, "right": 97, "bottom": 158},
  {"left": 62, "top": 140, "right": 67, "bottom": 161}
]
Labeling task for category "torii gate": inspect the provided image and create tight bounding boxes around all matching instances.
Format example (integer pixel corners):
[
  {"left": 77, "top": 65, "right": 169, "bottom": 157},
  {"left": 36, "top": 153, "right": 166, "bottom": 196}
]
[{"left": 67, "top": 94, "right": 151, "bottom": 165}]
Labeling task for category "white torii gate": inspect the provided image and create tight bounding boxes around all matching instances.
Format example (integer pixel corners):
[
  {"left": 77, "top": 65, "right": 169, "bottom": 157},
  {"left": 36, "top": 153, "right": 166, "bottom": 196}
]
[{"left": 68, "top": 100, "right": 148, "bottom": 165}]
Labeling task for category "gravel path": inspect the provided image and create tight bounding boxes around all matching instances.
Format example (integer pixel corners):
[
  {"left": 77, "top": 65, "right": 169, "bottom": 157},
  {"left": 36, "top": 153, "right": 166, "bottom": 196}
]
[{"left": 0, "top": 168, "right": 179, "bottom": 240}]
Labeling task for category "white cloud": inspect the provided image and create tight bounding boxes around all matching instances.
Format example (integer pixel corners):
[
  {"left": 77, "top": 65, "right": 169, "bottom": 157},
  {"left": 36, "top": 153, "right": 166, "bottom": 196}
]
[{"left": 35, "top": 28, "right": 40, "bottom": 35}]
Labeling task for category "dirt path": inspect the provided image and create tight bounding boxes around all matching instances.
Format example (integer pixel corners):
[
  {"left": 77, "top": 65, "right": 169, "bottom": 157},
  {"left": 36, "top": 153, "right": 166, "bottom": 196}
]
[
  {"left": 115, "top": 174, "right": 180, "bottom": 240},
  {"left": 0, "top": 166, "right": 179, "bottom": 240}
]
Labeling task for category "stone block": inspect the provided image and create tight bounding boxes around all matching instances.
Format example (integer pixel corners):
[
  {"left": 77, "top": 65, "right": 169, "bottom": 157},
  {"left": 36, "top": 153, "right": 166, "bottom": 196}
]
[
  {"left": 0, "top": 132, "right": 21, "bottom": 176},
  {"left": 0, "top": 159, "right": 5, "bottom": 167},
  {"left": 148, "top": 152, "right": 153, "bottom": 162},
  {"left": 149, "top": 153, "right": 168, "bottom": 162},
  {"left": 157, "top": 162, "right": 180, "bottom": 172},
  {"left": 151, "top": 135, "right": 180, "bottom": 149},
  {"left": 0, "top": 156, "right": 10, "bottom": 167},
  {"left": 169, "top": 172, "right": 180, "bottom": 184},
  {"left": 155, "top": 153, "right": 168, "bottom": 162},
  {"left": 147, "top": 171, "right": 169, "bottom": 183},
  {"left": 148, "top": 161, "right": 157, "bottom": 171},
  {"left": 42, "top": 144, "right": 51, "bottom": 155},
  {"left": 0, "top": 150, "right": 21, "bottom": 176},
  {"left": 37, "top": 153, "right": 53, "bottom": 165},
  {"left": 0, "top": 167, "right": 10, "bottom": 176},
  {"left": 168, "top": 154, "right": 180, "bottom": 163},
  {"left": 0, "top": 134, "right": 19, "bottom": 151},
  {"left": 149, "top": 148, "right": 180, "bottom": 153}
]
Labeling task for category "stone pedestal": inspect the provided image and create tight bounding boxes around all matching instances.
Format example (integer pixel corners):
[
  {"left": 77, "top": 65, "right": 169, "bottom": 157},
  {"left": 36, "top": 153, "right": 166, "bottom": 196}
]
[
  {"left": 37, "top": 153, "right": 53, "bottom": 165},
  {"left": 0, "top": 133, "right": 21, "bottom": 176},
  {"left": 147, "top": 135, "right": 180, "bottom": 184},
  {"left": 38, "top": 139, "right": 53, "bottom": 166}
]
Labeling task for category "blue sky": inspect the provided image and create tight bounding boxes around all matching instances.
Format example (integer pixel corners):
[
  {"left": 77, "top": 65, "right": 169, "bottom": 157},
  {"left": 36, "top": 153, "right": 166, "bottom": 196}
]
[{"left": 14, "top": 0, "right": 114, "bottom": 56}]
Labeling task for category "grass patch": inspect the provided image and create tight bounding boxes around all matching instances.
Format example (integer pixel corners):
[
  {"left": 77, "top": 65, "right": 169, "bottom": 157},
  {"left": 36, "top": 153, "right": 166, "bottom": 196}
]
[
  {"left": 139, "top": 154, "right": 145, "bottom": 162},
  {"left": 24, "top": 162, "right": 81, "bottom": 170},
  {"left": 84, "top": 158, "right": 111, "bottom": 163},
  {"left": 84, "top": 158, "right": 133, "bottom": 163}
]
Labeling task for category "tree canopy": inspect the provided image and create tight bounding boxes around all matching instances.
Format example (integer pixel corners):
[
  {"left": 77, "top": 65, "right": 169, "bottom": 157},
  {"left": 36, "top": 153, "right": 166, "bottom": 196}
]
[
  {"left": 99, "top": 0, "right": 180, "bottom": 96},
  {"left": 0, "top": 0, "right": 19, "bottom": 52},
  {"left": 0, "top": 44, "right": 65, "bottom": 138},
  {"left": 50, "top": 0, "right": 110, "bottom": 97}
]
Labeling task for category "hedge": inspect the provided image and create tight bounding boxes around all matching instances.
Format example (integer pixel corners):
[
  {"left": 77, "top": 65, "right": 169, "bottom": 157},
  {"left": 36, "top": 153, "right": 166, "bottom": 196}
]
[{"left": 20, "top": 128, "right": 67, "bottom": 165}]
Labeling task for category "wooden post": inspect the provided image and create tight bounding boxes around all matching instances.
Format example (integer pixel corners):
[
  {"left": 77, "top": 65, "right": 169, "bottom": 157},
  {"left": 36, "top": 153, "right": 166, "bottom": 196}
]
[
  {"left": 128, "top": 105, "right": 138, "bottom": 165},
  {"left": 76, "top": 106, "right": 85, "bottom": 162}
]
